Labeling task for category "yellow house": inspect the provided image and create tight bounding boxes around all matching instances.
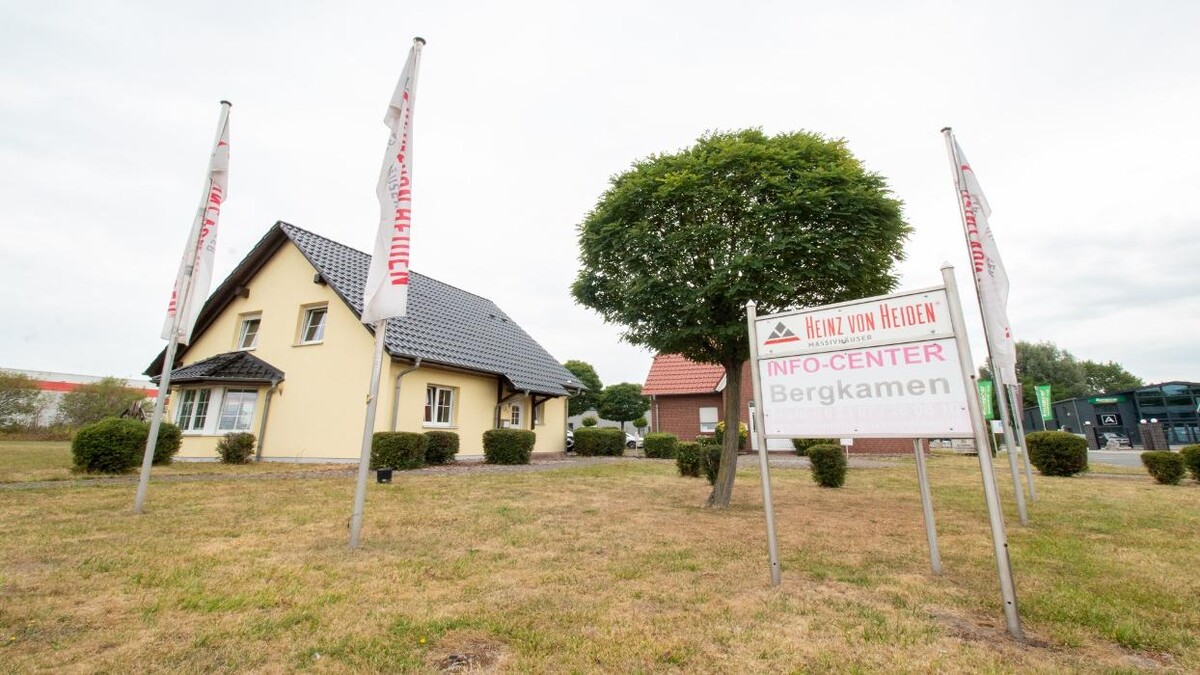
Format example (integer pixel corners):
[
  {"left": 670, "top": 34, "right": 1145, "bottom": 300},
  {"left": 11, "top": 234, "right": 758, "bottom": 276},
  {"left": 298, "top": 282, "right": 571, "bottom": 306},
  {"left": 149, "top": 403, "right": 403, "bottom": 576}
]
[{"left": 146, "top": 222, "right": 582, "bottom": 461}]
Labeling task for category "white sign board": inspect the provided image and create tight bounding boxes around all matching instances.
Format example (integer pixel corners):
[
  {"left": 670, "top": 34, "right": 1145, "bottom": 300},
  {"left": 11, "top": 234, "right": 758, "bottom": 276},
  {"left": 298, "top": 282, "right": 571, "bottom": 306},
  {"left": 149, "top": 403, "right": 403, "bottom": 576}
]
[
  {"left": 758, "top": 338, "right": 973, "bottom": 437},
  {"left": 759, "top": 287, "right": 953, "bottom": 358}
]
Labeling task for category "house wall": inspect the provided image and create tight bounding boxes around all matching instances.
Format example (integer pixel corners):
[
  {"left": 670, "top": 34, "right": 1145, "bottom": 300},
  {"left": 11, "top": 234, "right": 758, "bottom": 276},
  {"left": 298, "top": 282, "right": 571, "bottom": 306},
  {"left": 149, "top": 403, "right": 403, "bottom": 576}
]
[
  {"left": 170, "top": 243, "right": 567, "bottom": 460},
  {"left": 653, "top": 393, "right": 723, "bottom": 441}
]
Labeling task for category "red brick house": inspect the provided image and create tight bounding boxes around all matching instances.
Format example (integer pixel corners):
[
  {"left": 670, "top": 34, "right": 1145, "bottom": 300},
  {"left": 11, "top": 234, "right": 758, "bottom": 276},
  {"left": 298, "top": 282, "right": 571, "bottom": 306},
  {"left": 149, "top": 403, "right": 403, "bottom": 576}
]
[{"left": 643, "top": 353, "right": 926, "bottom": 454}]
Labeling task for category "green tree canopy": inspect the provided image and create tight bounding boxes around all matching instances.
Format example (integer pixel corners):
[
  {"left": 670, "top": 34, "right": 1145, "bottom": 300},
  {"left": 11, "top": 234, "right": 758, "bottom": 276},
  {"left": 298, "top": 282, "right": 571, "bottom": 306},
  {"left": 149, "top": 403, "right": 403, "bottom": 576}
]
[
  {"left": 0, "top": 371, "right": 45, "bottom": 428},
  {"left": 596, "top": 383, "right": 649, "bottom": 431},
  {"left": 562, "top": 359, "right": 603, "bottom": 417},
  {"left": 980, "top": 341, "right": 1142, "bottom": 407},
  {"left": 57, "top": 377, "right": 147, "bottom": 428},
  {"left": 1081, "top": 360, "right": 1143, "bottom": 394},
  {"left": 573, "top": 129, "right": 909, "bottom": 506}
]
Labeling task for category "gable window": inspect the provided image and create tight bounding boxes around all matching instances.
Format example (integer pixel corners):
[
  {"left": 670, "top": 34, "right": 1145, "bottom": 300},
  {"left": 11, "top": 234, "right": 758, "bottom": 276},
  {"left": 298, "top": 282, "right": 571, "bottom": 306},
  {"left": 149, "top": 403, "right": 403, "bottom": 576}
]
[
  {"left": 699, "top": 406, "right": 718, "bottom": 434},
  {"left": 237, "top": 314, "right": 261, "bottom": 350},
  {"left": 508, "top": 403, "right": 523, "bottom": 428},
  {"left": 424, "top": 385, "right": 454, "bottom": 426},
  {"left": 217, "top": 389, "right": 257, "bottom": 431},
  {"left": 176, "top": 388, "right": 213, "bottom": 432},
  {"left": 299, "top": 305, "right": 327, "bottom": 344}
]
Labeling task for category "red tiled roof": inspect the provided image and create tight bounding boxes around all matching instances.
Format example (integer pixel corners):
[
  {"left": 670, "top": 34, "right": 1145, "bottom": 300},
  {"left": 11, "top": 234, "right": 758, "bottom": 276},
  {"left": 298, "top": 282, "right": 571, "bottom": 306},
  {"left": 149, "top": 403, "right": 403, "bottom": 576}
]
[{"left": 642, "top": 353, "right": 725, "bottom": 395}]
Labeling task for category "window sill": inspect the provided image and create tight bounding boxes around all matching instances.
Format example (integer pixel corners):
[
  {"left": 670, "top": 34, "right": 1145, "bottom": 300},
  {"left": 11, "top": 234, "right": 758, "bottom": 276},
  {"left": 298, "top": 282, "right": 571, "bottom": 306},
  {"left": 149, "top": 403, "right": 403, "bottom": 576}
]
[
  {"left": 423, "top": 424, "right": 457, "bottom": 430},
  {"left": 294, "top": 340, "right": 324, "bottom": 347}
]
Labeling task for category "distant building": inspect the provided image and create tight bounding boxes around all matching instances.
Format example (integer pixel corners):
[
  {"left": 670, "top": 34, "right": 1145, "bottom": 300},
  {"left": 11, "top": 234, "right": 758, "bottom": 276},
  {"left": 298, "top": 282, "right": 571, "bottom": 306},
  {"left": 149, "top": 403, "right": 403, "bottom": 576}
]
[
  {"left": 566, "top": 409, "right": 652, "bottom": 433},
  {"left": 1, "top": 368, "right": 156, "bottom": 426},
  {"left": 1022, "top": 381, "right": 1200, "bottom": 447}
]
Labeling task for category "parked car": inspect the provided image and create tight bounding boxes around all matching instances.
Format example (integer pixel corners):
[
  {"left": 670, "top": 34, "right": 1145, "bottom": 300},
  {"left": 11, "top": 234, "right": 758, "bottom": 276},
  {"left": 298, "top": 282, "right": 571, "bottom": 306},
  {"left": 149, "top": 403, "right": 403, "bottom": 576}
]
[
  {"left": 626, "top": 432, "right": 643, "bottom": 449},
  {"left": 1100, "top": 432, "right": 1131, "bottom": 448}
]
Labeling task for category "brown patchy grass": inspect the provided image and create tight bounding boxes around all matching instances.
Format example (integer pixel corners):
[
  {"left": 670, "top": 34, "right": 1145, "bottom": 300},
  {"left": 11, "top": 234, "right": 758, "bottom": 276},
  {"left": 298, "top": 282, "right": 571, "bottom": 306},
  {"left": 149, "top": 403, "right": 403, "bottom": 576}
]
[{"left": 0, "top": 449, "right": 1196, "bottom": 673}]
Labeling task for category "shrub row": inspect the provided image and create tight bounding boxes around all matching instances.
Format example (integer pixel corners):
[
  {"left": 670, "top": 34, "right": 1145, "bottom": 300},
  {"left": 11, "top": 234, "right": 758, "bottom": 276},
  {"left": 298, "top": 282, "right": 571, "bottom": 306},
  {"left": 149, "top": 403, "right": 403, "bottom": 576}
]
[
  {"left": 676, "top": 442, "right": 702, "bottom": 477},
  {"left": 573, "top": 427, "right": 624, "bottom": 456},
  {"left": 1181, "top": 445, "right": 1200, "bottom": 482},
  {"left": 482, "top": 429, "right": 535, "bottom": 464},
  {"left": 1141, "top": 451, "right": 1186, "bottom": 485},
  {"left": 643, "top": 432, "right": 678, "bottom": 459},
  {"left": 1026, "top": 431, "right": 1088, "bottom": 477},
  {"left": 791, "top": 438, "right": 822, "bottom": 457},
  {"left": 371, "top": 430, "right": 465, "bottom": 469},
  {"left": 71, "top": 418, "right": 182, "bottom": 474}
]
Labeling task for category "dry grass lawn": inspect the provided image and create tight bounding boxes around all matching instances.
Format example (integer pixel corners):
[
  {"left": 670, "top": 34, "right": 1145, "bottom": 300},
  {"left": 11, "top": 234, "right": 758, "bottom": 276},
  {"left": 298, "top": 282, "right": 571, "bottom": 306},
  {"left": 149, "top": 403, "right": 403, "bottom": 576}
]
[{"left": 1, "top": 446, "right": 1196, "bottom": 673}]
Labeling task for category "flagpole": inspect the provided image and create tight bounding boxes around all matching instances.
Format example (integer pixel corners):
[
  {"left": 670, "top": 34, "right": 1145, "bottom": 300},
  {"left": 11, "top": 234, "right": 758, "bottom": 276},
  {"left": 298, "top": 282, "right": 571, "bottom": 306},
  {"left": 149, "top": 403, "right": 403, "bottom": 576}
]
[
  {"left": 350, "top": 321, "right": 388, "bottom": 549},
  {"left": 1008, "top": 384, "right": 1037, "bottom": 501},
  {"left": 942, "top": 127, "right": 1028, "bottom": 526},
  {"left": 135, "top": 100, "right": 232, "bottom": 514}
]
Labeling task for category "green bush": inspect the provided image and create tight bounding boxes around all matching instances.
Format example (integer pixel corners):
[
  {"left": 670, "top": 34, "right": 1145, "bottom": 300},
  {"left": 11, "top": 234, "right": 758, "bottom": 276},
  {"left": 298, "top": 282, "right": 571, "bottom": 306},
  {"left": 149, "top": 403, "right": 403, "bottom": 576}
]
[
  {"left": 1141, "top": 451, "right": 1186, "bottom": 485},
  {"left": 573, "top": 427, "right": 624, "bottom": 456},
  {"left": 700, "top": 443, "right": 724, "bottom": 485},
  {"left": 808, "top": 443, "right": 847, "bottom": 488},
  {"left": 791, "top": 438, "right": 822, "bottom": 457},
  {"left": 696, "top": 435, "right": 719, "bottom": 446},
  {"left": 483, "top": 429, "right": 535, "bottom": 464},
  {"left": 1180, "top": 445, "right": 1200, "bottom": 482},
  {"left": 714, "top": 421, "right": 748, "bottom": 450},
  {"left": 581, "top": 416, "right": 598, "bottom": 427},
  {"left": 423, "top": 430, "right": 458, "bottom": 465},
  {"left": 676, "top": 442, "right": 702, "bottom": 477},
  {"left": 643, "top": 432, "right": 678, "bottom": 459},
  {"left": 153, "top": 422, "right": 182, "bottom": 465},
  {"left": 1026, "top": 431, "right": 1088, "bottom": 477},
  {"left": 71, "top": 418, "right": 145, "bottom": 473},
  {"left": 371, "top": 432, "right": 427, "bottom": 470},
  {"left": 216, "top": 432, "right": 257, "bottom": 464}
]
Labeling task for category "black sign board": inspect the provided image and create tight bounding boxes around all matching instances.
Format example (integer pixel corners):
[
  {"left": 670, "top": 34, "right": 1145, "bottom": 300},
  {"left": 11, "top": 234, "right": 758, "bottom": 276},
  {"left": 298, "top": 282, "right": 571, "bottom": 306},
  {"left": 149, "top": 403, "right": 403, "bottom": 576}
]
[{"left": 1096, "top": 413, "right": 1122, "bottom": 427}]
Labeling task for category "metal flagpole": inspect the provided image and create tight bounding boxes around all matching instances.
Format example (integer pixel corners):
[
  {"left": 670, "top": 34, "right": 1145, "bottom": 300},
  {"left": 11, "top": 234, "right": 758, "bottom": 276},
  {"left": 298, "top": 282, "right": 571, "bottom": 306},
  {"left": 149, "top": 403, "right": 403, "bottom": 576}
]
[
  {"left": 941, "top": 127, "right": 1028, "bottom": 526},
  {"left": 349, "top": 320, "right": 388, "bottom": 549},
  {"left": 135, "top": 101, "right": 231, "bottom": 514},
  {"left": 1007, "top": 384, "right": 1037, "bottom": 501},
  {"left": 745, "top": 301, "right": 782, "bottom": 586},
  {"left": 943, "top": 264, "right": 1023, "bottom": 640},
  {"left": 913, "top": 438, "right": 942, "bottom": 575}
]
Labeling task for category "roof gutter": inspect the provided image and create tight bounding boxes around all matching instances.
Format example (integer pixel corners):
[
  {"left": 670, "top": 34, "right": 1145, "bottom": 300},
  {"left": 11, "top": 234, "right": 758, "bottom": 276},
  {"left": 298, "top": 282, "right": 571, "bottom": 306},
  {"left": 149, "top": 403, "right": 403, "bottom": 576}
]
[{"left": 389, "top": 358, "right": 422, "bottom": 432}]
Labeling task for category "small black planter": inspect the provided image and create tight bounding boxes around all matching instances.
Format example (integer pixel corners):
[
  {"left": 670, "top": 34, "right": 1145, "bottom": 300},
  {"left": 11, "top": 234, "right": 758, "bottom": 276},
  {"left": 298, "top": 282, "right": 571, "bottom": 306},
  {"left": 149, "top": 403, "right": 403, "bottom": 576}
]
[{"left": 376, "top": 468, "right": 393, "bottom": 484}]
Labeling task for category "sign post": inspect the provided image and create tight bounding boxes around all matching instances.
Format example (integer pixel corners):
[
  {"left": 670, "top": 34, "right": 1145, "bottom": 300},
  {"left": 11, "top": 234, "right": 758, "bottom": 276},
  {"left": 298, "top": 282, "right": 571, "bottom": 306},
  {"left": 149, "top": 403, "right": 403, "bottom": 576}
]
[{"left": 745, "top": 301, "right": 782, "bottom": 586}]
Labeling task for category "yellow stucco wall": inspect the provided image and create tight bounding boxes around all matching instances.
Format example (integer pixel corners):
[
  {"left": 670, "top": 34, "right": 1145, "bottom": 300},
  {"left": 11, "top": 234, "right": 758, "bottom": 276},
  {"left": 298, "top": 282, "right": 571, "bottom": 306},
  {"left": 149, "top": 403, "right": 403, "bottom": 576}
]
[{"left": 169, "top": 240, "right": 566, "bottom": 460}]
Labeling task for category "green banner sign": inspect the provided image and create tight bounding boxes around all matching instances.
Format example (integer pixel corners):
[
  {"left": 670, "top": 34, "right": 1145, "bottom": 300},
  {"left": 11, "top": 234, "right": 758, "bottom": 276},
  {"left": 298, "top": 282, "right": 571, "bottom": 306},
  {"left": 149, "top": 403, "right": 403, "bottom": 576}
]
[
  {"left": 1088, "top": 396, "right": 1123, "bottom": 404},
  {"left": 1035, "top": 384, "right": 1053, "bottom": 421},
  {"left": 978, "top": 380, "right": 995, "bottom": 420}
]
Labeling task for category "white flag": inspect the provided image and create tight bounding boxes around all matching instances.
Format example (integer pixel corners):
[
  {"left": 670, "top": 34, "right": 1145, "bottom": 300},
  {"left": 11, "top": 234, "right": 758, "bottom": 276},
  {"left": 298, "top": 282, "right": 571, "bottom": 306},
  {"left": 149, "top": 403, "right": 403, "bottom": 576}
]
[
  {"left": 946, "top": 133, "right": 1017, "bottom": 384},
  {"left": 362, "top": 38, "right": 424, "bottom": 324},
  {"left": 162, "top": 102, "right": 231, "bottom": 345}
]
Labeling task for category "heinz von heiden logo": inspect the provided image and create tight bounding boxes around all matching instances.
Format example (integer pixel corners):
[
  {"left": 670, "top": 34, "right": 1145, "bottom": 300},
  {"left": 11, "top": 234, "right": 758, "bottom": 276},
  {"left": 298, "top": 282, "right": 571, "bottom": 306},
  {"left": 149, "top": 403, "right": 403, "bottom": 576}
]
[{"left": 764, "top": 322, "right": 800, "bottom": 346}]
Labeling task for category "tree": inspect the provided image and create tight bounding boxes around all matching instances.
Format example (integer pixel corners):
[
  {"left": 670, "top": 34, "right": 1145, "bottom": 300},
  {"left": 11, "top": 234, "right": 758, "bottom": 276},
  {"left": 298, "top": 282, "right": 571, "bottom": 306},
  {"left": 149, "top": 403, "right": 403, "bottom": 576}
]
[
  {"left": 573, "top": 129, "right": 909, "bottom": 507},
  {"left": 0, "top": 371, "right": 45, "bottom": 428},
  {"left": 596, "top": 383, "right": 650, "bottom": 433},
  {"left": 563, "top": 360, "right": 603, "bottom": 417},
  {"left": 57, "top": 377, "right": 147, "bottom": 428},
  {"left": 1081, "top": 360, "right": 1142, "bottom": 394}
]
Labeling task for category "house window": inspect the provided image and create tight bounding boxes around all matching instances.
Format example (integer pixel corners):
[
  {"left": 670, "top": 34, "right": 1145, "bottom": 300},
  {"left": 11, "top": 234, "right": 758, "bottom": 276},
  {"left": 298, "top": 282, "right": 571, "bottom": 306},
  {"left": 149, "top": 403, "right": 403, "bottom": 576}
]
[
  {"left": 424, "top": 385, "right": 454, "bottom": 426},
  {"left": 299, "top": 305, "right": 327, "bottom": 344},
  {"left": 699, "top": 406, "right": 718, "bottom": 434},
  {"left": 533, "top": 402, "right": 544, "bottom": 426},
  {"left": 176, "top": 388, "right": 213, "bottom": 432},
  {"left": 217, "top": 389, "right": 257, "bottom": 431},
  {"left": 237, "top": 314, "right": 261, "bottom": 350},
  {"left": 509, "top": 403, "right": 523, "bottom": 428}
]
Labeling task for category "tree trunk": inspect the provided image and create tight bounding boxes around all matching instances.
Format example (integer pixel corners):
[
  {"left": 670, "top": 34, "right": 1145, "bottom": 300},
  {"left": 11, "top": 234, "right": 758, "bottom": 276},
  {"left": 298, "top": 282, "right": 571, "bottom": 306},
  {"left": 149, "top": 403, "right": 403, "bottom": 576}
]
[{"left": 706, "top": 359, "right": 743, "bottom": 508}]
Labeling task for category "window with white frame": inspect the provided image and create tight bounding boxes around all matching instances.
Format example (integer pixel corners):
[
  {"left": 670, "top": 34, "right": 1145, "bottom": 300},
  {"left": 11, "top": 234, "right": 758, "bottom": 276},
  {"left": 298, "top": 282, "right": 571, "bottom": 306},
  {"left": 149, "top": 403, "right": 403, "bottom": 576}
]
[
  {"left": 236, "top": 314, "right": 261, "bottom": 350},
  {"left": 508, "top": 403, "right": 523, "bottom": 428},
  {"left": 299, "top": 305, "right": 327, "bottom": 344},
  {"left": 533, "top": 402, "right": 544, "bottom": 426},
  {"left": 699, "top": 406, "right": 719, "bottom": 434},
  {"left": 424, "top": 385, "right": 454, "bottom": 426},
  {"left": 217, "top": 389, "right": 257, "bottom": 431},
  {"left": 176, "top": 388, "right": 213, "bottom": 432}
]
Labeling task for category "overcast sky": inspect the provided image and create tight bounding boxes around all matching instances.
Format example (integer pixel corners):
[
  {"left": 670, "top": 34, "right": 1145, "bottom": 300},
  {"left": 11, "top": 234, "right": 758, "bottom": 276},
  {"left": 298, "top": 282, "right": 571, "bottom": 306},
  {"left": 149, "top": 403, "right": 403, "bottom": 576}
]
[{"left": 2, "top": 0, "right": 1197, "bottom": 390}]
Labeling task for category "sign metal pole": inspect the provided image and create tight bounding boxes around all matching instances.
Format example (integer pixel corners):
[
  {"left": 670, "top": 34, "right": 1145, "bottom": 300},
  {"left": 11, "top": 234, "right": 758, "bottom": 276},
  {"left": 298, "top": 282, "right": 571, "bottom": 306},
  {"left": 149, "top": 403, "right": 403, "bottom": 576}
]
[
  {"left": 942, "top": 264, "right": 1023, "bottom": 640},
  {"left": 349, "top": 320, "right": 388, "bottom": 549},
  {"left": 746, "top": 300, "right": 782, "bottom": 586},
  {"left": 912, "top": 438, "right": 942, "bottom": 575}
]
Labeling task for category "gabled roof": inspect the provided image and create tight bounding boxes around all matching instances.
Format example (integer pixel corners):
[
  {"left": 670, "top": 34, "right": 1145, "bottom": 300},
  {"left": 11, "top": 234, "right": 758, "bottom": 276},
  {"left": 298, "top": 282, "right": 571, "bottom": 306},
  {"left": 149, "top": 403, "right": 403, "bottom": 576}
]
[
  {"left": 148, "top": 221, "right": 582, "bottom": 397},
  {"left": 642, "top": 353, "right": 725, "bottom": 396},
  {"left": 165, "top": 351, "right": 284, "bottom": 384}
]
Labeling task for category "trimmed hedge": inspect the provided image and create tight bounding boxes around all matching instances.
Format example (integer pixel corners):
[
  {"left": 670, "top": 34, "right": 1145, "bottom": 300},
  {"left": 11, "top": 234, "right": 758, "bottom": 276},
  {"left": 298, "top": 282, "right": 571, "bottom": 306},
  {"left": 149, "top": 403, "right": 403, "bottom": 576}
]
[
  {"left": 791, "top": 438, "right": 822, "bottom": 457},
  {"left": 1180, "top": 444, "right": 1200, "bottom": 482},
  {"left": 580, "top": 416, "right": 598, "bottom": 427},
  {"left": 1141, "top": 451, "right": 1186, "bottom": 485},
  {"left": 573, "top": 427, "right": 624, "bottom": 456},
  {"left": 151, "top": 422, "right": 182, "bottom": 465},
  {"left": 676, "top": 442, "right": 702, "bottom": 477},
  {"left": 217, "top": 432, "right": 256, "bottom": 464},
  {"left": 701, "top": 443, "right": 723, "bottom": 485},
  {"left": 808, "top": 443, "right": 847, "bottom": 488},
  {"left": 423, "top": 430, "right": 459, "bottom": 465},
  {"left": 714, "top": 421, "right": 748, "bottom": 450},
  {"left": 371, "top": 432, "right": 427, "bottom": 470},
  {"left": 483, "top": 429, "right": 535, "bottom": 464},
  {"left": 1026, "top": 430, "right": 1088, "bottom": 477},
  {"left": 71, "top": 418, "right": 146, "bottom": 473},
  {"left": 643, "top": 432, "right": 678, "bottom": 459}
]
